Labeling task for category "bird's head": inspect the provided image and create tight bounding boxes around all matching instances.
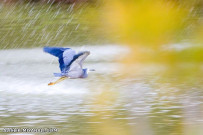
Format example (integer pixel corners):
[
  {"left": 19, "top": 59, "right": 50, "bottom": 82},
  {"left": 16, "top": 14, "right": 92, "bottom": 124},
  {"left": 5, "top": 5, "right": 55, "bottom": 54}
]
[{"left": 88, "top": 69, "right": 95, "bottom": 72}]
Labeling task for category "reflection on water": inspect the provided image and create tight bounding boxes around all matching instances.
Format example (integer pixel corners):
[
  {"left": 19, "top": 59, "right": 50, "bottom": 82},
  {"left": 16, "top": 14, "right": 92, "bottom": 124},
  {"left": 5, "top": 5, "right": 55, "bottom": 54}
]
[{"left": 0, "top": 45, "right": 202, "bottom": 135}]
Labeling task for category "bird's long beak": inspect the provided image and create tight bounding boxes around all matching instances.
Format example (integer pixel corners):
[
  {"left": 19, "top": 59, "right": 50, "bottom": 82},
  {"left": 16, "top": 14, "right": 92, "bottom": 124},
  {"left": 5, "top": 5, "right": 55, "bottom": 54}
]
[
  {"left": 89, "top": 69, "right": 95, "bottom": 71},
  {"left": 48, "top": 76, "right": 67, "bottom": 86}
]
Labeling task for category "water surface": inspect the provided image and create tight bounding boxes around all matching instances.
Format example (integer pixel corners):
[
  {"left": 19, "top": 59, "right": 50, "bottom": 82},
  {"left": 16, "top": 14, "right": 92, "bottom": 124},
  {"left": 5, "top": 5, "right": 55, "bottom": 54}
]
[{"left": 0, "top": 45, "right": 202, "bottom": 135}]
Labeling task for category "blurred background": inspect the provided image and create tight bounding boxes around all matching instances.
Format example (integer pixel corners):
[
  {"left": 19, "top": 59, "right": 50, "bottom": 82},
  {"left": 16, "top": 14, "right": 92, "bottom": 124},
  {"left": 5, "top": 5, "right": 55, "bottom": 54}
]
[{"left": 0, "top": 0, "right": 202, "bottom": 135}]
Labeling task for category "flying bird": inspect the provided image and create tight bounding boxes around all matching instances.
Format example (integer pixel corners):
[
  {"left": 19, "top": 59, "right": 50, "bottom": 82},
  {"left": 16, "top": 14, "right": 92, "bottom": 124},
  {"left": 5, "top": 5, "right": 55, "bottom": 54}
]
[{"left": 43, "top": 47, "right": 94, "bottom": 85}]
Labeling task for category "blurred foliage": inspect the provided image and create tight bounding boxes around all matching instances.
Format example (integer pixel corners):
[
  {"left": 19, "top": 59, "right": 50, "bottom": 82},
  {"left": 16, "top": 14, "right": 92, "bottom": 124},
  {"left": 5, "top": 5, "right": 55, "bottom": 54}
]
[
  {"left": 0, "top": 0, "right": 203, "bottom": 63},
  {"left": 0, "top": 1, "right": 107, "bottom": 49},
  {"left": 1, "top": 0, "right": 91, "bottom": 4},
  {"left": 102, "top": 0, "right": 203, "bottom": 63}
]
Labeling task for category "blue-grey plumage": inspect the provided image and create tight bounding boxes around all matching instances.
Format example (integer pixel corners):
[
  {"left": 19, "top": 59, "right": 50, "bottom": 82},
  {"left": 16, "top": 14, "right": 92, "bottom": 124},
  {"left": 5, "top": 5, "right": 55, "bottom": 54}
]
[{"left": 43, "top": 47, "right": 93, "bottom": 85}]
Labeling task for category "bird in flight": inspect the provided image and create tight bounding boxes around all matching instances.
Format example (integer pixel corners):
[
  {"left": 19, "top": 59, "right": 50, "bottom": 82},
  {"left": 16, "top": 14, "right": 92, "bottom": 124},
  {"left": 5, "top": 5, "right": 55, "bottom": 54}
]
[{"left": 43, "top": 47, "right": 94, "bottom": 85}]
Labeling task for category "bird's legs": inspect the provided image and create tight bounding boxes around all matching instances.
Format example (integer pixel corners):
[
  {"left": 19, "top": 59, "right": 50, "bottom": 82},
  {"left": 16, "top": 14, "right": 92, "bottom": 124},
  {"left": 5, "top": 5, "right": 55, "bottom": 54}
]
[{"left": 48, "top": 76, "right": 67, "bottom": 86}]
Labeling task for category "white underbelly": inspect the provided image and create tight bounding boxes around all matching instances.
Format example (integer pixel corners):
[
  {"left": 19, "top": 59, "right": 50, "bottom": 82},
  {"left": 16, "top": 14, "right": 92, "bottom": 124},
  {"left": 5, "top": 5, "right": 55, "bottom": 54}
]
[{"left": 67, "top": 70, "right": 83, "bottom": 78}]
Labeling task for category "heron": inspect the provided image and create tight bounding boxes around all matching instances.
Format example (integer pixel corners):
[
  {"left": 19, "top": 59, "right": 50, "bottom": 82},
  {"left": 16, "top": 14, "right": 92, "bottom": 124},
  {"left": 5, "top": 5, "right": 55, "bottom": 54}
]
[{"left": 43, "top": 47, "right": 94, "bottom": 85}]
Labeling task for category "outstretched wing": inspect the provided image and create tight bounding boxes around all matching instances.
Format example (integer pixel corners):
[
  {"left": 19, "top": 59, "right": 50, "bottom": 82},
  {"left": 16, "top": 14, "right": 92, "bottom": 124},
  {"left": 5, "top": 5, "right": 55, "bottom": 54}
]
[
  {"left": 43, "top": 47, "right": 67, "bottom": 57},
  {"left": 67, "top": 51, "right": 90, "bottom": 78},
  {"left": 70, "top": 51, "right": 90, "bottom": 68},
  {"left": 63, "top": 49, "right": 76, "bottom": 66},
  {"left": 43, "top": 47, "right": 75, "bottom": 72}
]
